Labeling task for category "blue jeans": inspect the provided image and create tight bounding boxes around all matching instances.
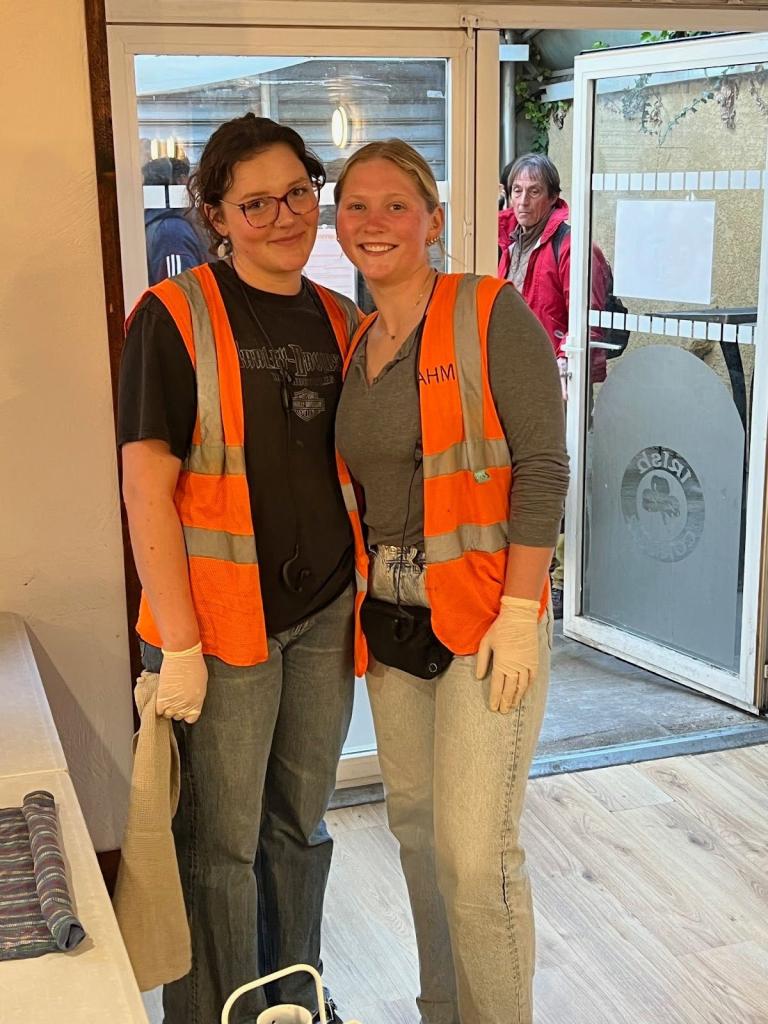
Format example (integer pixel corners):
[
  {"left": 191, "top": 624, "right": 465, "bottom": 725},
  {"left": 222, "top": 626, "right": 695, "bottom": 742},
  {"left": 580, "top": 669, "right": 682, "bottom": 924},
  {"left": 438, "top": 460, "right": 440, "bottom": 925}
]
[
  {"left": 141, "top": 584, "right": 355, "bottom": 1024},
  {"left": 366, "top": 548, "right": 551, "bottom": 1024}
]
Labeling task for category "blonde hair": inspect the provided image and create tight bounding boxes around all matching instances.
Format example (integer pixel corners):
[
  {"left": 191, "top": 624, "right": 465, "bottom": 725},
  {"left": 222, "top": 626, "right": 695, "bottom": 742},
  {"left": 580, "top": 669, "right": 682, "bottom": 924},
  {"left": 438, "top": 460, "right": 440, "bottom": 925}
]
[{"left": 333, "top": 139, "right": 440, "bottom": 214}]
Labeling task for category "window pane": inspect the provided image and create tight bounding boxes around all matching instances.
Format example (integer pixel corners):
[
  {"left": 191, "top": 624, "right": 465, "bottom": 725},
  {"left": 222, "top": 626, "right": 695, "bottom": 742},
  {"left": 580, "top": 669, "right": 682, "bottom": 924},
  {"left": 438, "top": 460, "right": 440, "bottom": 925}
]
[{"left": 134, "top": 55, "right": 448, "bottom": 305}]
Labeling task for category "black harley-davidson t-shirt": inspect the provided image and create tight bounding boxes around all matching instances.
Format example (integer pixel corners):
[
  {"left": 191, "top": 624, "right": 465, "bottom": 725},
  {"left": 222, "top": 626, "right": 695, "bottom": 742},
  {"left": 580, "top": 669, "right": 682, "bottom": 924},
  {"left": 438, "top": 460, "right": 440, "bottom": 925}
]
[{"left": 117, "top": 259, "right": 354, "bottom": 637}]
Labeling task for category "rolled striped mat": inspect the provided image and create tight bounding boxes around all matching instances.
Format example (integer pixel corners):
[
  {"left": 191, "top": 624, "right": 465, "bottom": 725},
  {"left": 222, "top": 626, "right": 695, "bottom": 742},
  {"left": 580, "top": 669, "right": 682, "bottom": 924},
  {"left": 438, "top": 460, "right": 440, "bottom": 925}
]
[{"left": 0, "top": 789, "right": 85, "bottom": 960}]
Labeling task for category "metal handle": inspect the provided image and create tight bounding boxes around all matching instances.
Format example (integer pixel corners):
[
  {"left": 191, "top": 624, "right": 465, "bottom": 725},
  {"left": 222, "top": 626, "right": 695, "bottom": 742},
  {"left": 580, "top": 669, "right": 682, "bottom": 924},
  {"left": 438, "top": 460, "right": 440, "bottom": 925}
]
[{"left": 221, "top": 964, "right": 326, "bottom": 1024}]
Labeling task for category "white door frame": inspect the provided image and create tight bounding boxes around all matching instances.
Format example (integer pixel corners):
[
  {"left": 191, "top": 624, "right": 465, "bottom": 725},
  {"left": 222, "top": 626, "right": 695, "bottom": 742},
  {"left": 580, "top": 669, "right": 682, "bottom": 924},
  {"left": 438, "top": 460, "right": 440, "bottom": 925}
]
[{"left": 563, "top": 32, "right": 768, "bottom": 711}]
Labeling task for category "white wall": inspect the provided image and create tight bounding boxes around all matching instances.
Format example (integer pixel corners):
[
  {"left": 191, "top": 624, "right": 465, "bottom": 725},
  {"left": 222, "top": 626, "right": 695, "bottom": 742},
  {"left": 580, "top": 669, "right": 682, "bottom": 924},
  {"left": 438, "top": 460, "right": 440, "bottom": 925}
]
[{"left": 0, "top": 0, "right": 133, "bottom": 851}]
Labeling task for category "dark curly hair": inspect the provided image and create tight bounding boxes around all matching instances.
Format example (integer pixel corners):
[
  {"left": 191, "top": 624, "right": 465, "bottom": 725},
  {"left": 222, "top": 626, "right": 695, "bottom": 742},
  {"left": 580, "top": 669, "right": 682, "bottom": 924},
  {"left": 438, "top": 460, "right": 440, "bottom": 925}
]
[{"left": 187, "top": 113, "right": 326, "bottom": 252}]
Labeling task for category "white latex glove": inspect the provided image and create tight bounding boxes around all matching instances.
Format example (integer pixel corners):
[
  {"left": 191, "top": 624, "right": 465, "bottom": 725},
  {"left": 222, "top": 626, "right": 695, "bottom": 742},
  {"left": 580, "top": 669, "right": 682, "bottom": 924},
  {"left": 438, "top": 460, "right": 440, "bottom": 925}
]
[
  {"left": 156, "top": 641, "right": 208, "bottom": 724},
  {"left": 475, "top": 596, "right": 540, "bottom": 714}
]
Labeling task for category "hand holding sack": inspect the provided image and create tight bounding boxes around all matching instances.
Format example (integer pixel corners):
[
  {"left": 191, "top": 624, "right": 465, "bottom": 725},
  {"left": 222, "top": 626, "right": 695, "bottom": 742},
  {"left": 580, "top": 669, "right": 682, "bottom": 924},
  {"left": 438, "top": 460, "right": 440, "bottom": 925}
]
[
  {"left": 475, "top": 596, "right": 540, "bottom": 714},
  {"left": 156, "top": 642, "right": 208, "bottom": 723}
]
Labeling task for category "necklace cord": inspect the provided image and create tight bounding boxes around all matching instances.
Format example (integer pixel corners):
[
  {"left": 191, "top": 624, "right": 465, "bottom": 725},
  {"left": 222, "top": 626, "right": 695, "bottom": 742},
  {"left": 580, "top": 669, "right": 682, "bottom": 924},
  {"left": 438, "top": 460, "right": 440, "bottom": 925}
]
[
  {"left": 232, "top": 264, "right": 323, "bottom": 593},
  {"left": 381, "top": 267, "right": 437, "bottom": 341},
  {"left": 395, "top": 271, "right": 440, "bottom": 613}
]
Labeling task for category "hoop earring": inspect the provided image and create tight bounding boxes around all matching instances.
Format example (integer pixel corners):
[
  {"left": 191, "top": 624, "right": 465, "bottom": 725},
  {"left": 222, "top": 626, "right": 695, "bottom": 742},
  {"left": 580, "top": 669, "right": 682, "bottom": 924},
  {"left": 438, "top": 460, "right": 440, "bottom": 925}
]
[
  {"left": 426, "top": 236, "right": 440, "bottom": 247},
  {"left": 216, "top": 237, "right": 232, "bottom": 258}
]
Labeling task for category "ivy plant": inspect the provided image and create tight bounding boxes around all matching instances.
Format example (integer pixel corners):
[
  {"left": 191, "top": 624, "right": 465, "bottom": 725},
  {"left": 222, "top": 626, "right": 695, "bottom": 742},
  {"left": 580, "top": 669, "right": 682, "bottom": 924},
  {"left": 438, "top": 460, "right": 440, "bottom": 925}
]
[{"left": 516, "top": 30, "right": 716, "bottom": 152}]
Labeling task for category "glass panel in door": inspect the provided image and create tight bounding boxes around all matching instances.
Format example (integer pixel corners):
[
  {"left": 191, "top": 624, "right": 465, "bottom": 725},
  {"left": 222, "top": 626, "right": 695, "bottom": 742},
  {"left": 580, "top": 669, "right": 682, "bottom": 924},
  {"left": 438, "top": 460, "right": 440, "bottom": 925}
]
[
  {"left": 134, "top": 55, "right": 449, "bottom": 309},
  {"left": 581, "top": 61, "right": 766, "bottom": 675}
]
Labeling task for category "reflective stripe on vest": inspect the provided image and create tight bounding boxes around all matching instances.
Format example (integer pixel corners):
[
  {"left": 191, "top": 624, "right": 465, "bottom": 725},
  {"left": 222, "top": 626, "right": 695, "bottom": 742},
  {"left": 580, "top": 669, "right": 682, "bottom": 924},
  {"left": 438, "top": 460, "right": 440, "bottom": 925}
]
[
  {"left": 422, "top": 437, "right": 510, "bottom": 478},
  {"left": 169, "top": 270, "right": 258, "bottom": 564},
  {"left": 425, "top": 522, "right": 510, "bottom": 564},
  {"left": 335, "top": 452, "right": 370, "bottom": 675},
  {"left": 171, "top": 271, "right": 253, "bottom": 482},
  {"left": 182, "top": 525, "right": 257, "bottom": 564},
  {"left": 339, "top": 477, "right": 370, "bottom": 594}
]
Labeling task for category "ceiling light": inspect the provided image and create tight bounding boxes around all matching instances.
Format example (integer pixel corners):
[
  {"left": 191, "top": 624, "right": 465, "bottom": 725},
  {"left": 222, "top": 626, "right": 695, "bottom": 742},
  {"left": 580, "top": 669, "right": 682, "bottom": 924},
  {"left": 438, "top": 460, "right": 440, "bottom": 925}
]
[{"left": 331, "top": 105, "right": 350, "bottom": 149}]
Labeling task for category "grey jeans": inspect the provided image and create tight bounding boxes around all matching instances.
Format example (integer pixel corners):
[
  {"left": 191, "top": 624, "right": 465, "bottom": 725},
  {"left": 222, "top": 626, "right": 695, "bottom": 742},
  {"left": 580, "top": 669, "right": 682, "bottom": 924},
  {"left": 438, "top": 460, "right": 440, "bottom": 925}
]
[
  {"left": 366, "top": 547, "right": 551, "bottom": 1024},
  {"left": 141, "top": 584, "right": 355, "bottom": 1024}
]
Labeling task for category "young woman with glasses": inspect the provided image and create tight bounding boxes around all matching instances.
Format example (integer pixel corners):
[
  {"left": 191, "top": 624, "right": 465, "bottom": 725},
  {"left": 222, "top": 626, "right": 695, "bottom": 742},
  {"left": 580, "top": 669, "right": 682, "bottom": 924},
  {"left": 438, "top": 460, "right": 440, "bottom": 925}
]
[{"left": 118, "top": 114, "right": 366, "bottom": 1024}]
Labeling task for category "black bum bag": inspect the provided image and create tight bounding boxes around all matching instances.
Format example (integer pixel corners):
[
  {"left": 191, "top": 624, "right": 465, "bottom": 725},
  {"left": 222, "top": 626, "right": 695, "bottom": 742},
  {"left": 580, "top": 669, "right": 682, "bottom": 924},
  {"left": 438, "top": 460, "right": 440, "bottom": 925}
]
[{"left": 360, "top": 596, "right": 454, "bottom": 680}]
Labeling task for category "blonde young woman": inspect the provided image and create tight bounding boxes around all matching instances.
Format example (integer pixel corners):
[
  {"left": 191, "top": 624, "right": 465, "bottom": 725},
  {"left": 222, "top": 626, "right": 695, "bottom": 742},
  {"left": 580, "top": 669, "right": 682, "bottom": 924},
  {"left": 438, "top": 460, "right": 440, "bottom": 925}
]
[{"left": 334, "top": 140, "right": 569, "bottom": 1024}]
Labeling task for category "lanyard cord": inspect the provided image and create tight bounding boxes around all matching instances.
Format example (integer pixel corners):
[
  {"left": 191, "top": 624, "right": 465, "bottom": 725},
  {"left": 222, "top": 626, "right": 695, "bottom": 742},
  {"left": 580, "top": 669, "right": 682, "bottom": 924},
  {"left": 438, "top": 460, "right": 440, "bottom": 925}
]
[
  {"left": 233, "top": 269, "right": 294, "bottom": 422},
  {"left": 394, "top": 271, "right": 440, "bottom": 613},
  {"left": 233, "top": 267, "right": 331, "bottom": 429},
  {"left": 231, "top": 265, "right": 313, "bottom": 593}
]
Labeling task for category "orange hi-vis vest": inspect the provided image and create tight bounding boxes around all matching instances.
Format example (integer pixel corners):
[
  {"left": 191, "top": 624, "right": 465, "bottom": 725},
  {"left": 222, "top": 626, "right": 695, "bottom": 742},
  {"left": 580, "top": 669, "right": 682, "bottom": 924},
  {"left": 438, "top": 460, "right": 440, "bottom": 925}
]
[
  {"left": 128, "top": 264, "right": 369, "bottom": 673},
  {"left": 345, "top": 273, "right": 549, "bottom": 659}
]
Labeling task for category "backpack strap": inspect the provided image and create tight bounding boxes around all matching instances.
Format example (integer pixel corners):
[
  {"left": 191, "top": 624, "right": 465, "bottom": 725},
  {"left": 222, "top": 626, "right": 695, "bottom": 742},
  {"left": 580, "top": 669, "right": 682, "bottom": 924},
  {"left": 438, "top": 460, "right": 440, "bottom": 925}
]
[{"left": 551, "top": 221, "right": 571, "bottom": 265}]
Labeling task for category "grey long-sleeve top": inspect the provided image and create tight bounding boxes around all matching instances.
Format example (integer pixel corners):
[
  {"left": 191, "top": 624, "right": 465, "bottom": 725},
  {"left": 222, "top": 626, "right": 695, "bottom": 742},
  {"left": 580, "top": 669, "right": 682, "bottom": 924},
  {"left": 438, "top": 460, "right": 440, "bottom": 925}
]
[{"left": 335, "top": 281, "right": 570, "bottom": 550}]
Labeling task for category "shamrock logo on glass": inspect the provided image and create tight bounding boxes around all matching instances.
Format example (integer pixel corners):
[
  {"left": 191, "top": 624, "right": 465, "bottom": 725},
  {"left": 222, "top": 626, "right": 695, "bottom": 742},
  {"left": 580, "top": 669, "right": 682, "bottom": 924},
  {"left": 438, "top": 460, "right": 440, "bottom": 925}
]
[{"left": 641, "top": 474, "right": 681, "bottom": 525}]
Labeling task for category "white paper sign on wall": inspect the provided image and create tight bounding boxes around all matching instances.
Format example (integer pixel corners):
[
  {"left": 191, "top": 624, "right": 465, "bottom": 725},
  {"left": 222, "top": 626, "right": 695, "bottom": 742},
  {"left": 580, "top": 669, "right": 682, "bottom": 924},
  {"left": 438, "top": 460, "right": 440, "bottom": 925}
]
[
  {"left": 613, "top": 199, "right": 715, "bottom": 305},
  {"left": 305, "top": 226, "right": 357, "bottom": 301}
]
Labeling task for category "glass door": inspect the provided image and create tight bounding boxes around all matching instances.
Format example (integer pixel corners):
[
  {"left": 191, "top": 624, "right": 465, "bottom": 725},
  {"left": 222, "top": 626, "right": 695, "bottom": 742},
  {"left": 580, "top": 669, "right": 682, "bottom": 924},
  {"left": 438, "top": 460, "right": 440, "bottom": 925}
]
[
  {"left": 107, "top": 23, "right": 472, "bottom": 780},
  {"left": 566, "top": 33, "right": 768, "bottom": 709}
]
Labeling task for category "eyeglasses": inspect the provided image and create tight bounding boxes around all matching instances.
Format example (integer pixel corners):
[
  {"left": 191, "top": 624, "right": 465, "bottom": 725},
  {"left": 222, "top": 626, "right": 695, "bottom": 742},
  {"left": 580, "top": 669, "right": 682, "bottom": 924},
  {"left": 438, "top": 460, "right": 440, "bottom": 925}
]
[{"left": 220, "top": 183, "right": 321, "bottom": 228}]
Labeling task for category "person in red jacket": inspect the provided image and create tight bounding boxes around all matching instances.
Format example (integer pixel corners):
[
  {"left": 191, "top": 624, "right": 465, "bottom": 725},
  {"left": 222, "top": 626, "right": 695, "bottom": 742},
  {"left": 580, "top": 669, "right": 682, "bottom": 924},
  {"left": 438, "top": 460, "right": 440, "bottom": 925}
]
[{"left": 498, "top": 153, "right": 611, "bottom": 616}]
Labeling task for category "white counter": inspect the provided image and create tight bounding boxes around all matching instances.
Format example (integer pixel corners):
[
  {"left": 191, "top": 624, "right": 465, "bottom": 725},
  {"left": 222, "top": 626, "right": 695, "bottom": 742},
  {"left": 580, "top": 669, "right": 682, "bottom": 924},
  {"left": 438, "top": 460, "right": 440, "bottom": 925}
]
[{"left": 0, "top": 614, "right": 148, "bottom": 1023}]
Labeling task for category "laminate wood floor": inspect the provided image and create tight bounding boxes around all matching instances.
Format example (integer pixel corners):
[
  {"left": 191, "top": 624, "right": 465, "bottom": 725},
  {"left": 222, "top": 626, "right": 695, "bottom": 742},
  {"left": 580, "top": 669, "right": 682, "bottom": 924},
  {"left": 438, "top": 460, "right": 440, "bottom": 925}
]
[{"left": 321, "top": 745, "right": 768, "bottom": 1024}]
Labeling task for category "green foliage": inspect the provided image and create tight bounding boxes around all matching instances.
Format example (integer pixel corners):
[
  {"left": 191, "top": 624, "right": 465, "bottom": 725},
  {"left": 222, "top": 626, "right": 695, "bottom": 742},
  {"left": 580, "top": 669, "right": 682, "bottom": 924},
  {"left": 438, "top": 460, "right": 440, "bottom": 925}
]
[
  {"left": 657, "top": 87, "right": 717, "bottom": 144},
  {"left": 639, "top": 30, "right": 710, "bottom": 44},
  {"left": 516, "top": 30, "right": 713, "bottom": 151},
  {"left": 515, "top": 41, "right": 564, "bottom": 153},
  {"left": 749, "top": 64, "right": 768, "bottom": 118},
  {"left": 516, "top": 77, "right": 556, "bottom": 153},
  {"left": 591, "top": 32, "right": 731, "bottom": 144},
  {"left": 592, "top": 30, "right": 710, "bottom": 50}
]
